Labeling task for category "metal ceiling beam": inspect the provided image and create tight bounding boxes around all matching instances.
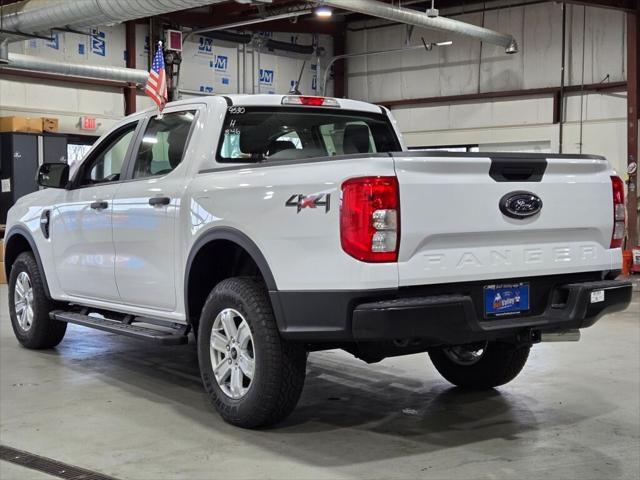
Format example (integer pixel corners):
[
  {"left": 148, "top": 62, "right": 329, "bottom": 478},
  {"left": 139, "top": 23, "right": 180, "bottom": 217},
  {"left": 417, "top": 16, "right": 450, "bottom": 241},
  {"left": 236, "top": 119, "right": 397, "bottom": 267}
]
[
  {"left": 378, "top": 81, "right": 627, "bottom": 109},
  {"left": 564, "top": 0, "right": 637, "bottom": 12}
]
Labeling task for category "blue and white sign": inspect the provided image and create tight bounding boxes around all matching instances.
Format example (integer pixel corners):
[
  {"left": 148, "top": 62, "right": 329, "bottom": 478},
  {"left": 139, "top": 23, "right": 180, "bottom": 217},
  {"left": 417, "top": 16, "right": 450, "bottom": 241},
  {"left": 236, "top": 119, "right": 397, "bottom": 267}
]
[
  {"left": 214, "top": 55, "right": 228, "bottom": 72},
  {"left": 47, "top": 33, "right": 60, "bottom": 50},
  {"left": 198, "top": 37, "right": 213, "bottom": 56},
  {"left": 91, "top": 29, "right": 106, "bottom": 56},
  {"left": 199, "top": 85, "right": 214, "bottom": 93},
  {"left": 259, "top": 69, "right": 274, "bottom": 86}
]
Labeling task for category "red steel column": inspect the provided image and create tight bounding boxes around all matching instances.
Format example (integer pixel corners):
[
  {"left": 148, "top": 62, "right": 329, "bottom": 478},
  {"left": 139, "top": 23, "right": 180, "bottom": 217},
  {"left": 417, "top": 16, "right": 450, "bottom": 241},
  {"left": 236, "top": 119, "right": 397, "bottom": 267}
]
[
  {"left": 627, "top": 8, "right": 639, "bottom": 248},
  {"left": 332, "top": 25, "right": 346, "bottom": 98},
  {"left": 124, "top": 20, "right": 137, "bottom": 115}
]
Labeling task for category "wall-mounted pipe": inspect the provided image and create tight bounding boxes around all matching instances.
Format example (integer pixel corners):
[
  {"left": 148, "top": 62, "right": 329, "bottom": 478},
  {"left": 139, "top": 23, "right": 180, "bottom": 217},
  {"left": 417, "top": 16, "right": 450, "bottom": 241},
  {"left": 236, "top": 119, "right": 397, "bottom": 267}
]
[
  {"left": 323, "top": 0, "right": 519, "bottom": 54},
  {"left": 6, "top": 52, "right": 148, "bottom": 84},
  {"left": 263, "top": 38, "right": 315, "bottom": 55},
  {"left": 202, "top": 31, "right": 253, "bottom": 45},
  {"left": 184, "top": 8, "right": 313, "bottom": 40},
  {"left": 200, "top": 30, "right": 315, "bottom": 55}
]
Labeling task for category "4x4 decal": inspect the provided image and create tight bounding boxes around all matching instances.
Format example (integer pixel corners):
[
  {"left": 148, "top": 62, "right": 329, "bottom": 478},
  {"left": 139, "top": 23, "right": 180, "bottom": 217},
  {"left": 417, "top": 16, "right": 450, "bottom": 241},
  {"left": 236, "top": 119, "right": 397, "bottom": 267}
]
[{"left": 285, "top": 193, "right": 331, "bottom": 213}]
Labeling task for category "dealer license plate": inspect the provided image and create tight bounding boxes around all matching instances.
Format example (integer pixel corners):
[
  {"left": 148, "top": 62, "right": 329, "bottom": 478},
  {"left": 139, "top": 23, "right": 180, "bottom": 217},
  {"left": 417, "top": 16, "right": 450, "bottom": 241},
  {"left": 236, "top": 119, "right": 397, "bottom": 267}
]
[{"left": 484, "top": 282, "right": 530, "bottom": 317}]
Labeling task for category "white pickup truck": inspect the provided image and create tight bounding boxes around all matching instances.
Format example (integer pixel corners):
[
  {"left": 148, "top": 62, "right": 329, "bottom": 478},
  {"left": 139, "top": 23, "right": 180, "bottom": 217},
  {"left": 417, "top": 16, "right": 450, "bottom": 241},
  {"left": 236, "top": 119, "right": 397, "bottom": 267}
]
[{"left": 4, "top": 94, "right": 632, "bottom": 428}]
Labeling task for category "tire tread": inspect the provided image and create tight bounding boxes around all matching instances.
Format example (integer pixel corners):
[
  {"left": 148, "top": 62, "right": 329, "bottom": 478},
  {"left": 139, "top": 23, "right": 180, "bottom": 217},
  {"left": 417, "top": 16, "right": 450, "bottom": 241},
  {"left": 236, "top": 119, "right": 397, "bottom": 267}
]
[
  {"left": 198, "top": 277, "right": 306, "bottom": 428},
  {"left": 8, "top": 252, "right": 66, "bottom": 349},
  {"left": 429, "top": 342, "right": 530, "bottom": 389}
]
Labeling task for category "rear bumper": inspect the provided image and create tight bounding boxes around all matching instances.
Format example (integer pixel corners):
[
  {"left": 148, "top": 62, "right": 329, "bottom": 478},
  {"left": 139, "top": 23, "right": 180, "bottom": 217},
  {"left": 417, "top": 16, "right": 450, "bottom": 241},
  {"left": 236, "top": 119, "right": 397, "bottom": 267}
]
[
  {"left": 271, "top": 273, "right": 632, "bottom": 344},
  {"left": 351, "top": 280, "right": 632, "bottom": 344}
]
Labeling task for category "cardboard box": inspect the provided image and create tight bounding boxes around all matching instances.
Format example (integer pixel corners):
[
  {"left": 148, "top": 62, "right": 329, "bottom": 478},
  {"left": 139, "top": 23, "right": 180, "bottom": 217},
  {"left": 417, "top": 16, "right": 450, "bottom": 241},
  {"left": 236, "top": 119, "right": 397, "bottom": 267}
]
[
  {"left": 0, "top": 116, "right": 43, "bottom": 133},
  {"left": 42, "top": 117, "right": 59, "bottom": 133}
]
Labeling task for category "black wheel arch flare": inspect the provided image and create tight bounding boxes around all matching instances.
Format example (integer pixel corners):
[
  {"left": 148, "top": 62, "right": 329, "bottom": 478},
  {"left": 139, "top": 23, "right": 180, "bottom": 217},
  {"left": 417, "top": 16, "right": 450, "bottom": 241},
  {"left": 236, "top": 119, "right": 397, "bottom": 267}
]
[
  {"left": 4, "top": 225, "right": 52, "bottom": 299},
  {"left": 183, "top": 227, "right": 280, "bottom": 327}
]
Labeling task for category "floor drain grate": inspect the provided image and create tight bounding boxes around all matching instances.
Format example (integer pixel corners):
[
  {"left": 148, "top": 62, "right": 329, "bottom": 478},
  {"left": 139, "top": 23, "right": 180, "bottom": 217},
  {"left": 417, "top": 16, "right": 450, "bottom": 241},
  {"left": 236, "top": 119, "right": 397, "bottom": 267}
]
[{"left": 0, "top": 444, "right": 121, "bottom": 480}]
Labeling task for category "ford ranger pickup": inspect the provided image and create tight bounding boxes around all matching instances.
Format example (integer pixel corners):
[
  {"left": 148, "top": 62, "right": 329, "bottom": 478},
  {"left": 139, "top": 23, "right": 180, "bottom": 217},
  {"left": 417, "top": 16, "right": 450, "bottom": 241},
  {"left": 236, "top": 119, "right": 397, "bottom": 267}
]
[{"left": 3, "top": 94, "right": 632, "bottom": 428}]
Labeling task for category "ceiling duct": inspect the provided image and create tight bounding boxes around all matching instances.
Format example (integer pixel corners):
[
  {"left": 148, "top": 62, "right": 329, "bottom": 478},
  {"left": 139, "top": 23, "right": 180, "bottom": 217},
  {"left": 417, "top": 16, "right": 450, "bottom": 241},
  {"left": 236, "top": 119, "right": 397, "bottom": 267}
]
[
  {"left": 0, "top": 0, "right": 226, "bottom": 40},
  {"left": 0, "top": 1, "right": 228, "bottom": 84},
  {"left": 5, "top": 52, "right": 149, "bottom": 84},
  {"left": 0, "top": 40, "right": 9, "bottom": 65},
  {"left": 323, "top": 0, "right": 519, "bottom": 54}
]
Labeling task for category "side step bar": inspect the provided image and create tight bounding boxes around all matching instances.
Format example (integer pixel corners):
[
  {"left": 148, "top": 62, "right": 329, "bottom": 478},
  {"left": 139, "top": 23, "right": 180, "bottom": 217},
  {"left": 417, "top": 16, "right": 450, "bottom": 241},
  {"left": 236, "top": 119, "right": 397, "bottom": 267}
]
[{"left": 51, "top": 311, "right": 189, "bottom": 346}]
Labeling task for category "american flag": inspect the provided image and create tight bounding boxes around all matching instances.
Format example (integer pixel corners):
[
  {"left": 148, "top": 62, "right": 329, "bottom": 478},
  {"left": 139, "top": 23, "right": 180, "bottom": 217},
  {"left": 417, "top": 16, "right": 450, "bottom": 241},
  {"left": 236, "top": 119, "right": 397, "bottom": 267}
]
[{"left": 145, "top": 42, "right": 168, "bottom": 110}]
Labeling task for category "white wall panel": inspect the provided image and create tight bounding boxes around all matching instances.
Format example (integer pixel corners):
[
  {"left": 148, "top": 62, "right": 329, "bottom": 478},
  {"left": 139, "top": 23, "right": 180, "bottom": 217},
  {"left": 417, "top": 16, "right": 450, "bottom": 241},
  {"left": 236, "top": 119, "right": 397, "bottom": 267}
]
[
  {"left": 0, "top": 77, "right": 124, "bottom": 135},
  {"left": 347, "top": 3, "right": 627, "bottom": 179},
  {"left": 2, "top": 26, "right": 333, "bottom": 135},
  {"left": 522, "top": 3, "right": 563, "bottom": 89},
  {"left": 394, "top": 93, "right": 626, "bottom": 174},
  {"left": 479, "top": 7, "right": 525, "bottom": 92},
  {"left": 347, "top": 3, "right": 626, "bottom": 104}
]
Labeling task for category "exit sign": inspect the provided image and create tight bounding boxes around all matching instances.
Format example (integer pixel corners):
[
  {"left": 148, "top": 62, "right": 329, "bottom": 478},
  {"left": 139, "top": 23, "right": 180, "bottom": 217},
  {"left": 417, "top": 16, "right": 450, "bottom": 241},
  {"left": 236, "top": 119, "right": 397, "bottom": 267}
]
[{"left": 80, "top": 116, "right": 97, "bottom": 130}]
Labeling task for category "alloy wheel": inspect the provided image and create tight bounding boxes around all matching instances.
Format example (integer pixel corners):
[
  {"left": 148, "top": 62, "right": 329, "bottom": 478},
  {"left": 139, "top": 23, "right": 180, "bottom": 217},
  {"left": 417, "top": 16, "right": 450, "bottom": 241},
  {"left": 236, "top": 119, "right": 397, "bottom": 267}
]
[
  {"left": 14, "top": 271, "right": 34, "bottom": 331},
  {"left": 443, "top": 342, "right": 488, "bottom": 366},
  {"left": 209, "top": 308, "right": 255, "bottom": 399}
]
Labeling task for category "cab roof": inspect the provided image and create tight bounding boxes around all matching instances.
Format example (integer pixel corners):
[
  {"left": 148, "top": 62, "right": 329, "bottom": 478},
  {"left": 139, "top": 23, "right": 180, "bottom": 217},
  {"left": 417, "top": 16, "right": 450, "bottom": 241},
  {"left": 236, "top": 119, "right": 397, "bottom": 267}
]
[{"left": 136, "top": 94, "right": 385, "bottom": 117}]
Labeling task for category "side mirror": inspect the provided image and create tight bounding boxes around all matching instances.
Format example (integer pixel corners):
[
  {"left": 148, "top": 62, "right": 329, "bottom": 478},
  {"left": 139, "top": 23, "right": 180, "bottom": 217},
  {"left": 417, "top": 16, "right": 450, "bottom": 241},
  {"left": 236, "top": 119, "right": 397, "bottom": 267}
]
[{"left": 37, "top": 163, "right": 69, "bottom": 189}]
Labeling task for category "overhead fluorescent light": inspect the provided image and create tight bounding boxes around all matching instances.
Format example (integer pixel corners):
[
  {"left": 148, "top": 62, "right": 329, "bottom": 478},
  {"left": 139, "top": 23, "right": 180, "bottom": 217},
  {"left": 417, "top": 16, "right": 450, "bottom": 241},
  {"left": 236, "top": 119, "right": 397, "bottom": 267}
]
[{"left": 314, "top": 6, "right": 333, "bottom": 18}]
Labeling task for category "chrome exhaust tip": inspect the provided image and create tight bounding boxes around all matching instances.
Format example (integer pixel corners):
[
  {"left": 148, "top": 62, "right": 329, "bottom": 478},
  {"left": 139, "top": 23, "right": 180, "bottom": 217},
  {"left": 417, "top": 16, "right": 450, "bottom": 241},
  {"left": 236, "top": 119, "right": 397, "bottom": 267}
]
[{"left": 540, "top": 330, "right": 581, "bottom": 342}]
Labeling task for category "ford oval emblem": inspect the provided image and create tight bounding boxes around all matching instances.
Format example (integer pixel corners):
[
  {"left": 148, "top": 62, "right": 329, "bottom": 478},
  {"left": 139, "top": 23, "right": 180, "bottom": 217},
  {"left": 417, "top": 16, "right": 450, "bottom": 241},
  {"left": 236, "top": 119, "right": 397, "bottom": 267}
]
[{"left": 499, "top": 191, "right": 543, "bottom": 219}]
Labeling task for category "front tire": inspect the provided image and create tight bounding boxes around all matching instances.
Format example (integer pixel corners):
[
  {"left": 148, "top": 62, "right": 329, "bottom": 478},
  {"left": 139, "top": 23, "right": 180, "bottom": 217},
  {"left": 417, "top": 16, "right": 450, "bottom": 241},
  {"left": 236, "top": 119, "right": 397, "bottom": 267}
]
[
  {"left": 197, "top": 277, "right": 306, "bottom": 428},
  {"left": 429, "top": 341, "right": 530, "bottom": 389},
  {"left": 8, "top": 252, "right": 67, "bottom": 349}
]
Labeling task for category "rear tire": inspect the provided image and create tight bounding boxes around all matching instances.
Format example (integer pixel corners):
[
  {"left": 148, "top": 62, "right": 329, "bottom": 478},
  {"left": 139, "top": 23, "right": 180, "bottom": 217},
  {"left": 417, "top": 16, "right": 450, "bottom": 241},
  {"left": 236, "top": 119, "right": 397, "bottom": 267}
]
[
  {"left": 8, "top": 252, "right": 67, "bottom": 349},
  {"left": 197, "top": 277, "right": 306, "bottom": 428},
  {"left": 429, "top": 341, "right": 530, "bottom": 389}
]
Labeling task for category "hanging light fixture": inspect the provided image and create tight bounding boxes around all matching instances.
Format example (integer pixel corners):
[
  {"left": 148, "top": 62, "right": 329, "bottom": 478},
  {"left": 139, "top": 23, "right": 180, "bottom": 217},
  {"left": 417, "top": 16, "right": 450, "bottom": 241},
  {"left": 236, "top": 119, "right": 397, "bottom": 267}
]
[{"left": 314, "top": 5, "right": 333, "bottom": 18}]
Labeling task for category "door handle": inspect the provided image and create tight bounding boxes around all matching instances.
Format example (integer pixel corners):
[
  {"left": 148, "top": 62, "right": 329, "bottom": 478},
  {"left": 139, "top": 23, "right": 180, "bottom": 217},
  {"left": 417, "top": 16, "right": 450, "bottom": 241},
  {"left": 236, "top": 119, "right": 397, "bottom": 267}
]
[
  {"left": 149, "top": 196, "right": 171, "bottom": 207},
  {"left": 90, "top": 201, "right": 108, "bottom": 210}
]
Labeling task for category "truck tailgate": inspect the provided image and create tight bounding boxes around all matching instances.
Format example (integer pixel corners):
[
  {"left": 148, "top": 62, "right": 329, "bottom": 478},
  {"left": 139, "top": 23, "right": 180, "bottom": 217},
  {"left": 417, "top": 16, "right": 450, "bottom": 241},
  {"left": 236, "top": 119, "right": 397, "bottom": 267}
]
[{"left": 392, "top": 152, "right": 618, "bottom": 286}]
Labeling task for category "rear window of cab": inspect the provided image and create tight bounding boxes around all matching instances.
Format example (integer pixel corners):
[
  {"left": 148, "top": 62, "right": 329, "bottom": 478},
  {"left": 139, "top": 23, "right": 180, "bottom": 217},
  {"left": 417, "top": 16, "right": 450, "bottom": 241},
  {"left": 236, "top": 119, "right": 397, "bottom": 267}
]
[{"left": 216, "top": 107, "right": 401, "bottom": 163}]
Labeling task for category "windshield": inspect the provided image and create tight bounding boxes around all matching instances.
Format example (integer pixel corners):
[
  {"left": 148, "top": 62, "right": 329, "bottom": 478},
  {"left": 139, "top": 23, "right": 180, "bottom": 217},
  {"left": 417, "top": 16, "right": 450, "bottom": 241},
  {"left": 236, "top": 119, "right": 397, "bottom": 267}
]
[{"left": 217, "top": 107, "right": 400, "bottom": 163}]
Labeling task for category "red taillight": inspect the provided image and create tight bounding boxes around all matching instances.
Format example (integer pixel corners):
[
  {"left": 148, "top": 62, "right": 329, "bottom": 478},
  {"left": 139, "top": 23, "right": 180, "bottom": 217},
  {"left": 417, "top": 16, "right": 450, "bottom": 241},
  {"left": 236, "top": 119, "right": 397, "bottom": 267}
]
[
  {"left": 340, "top": 176, "right": 400, "bottom": 262},
  {"left": 610, "top": 175, "right": 626, "bottom": 249}
]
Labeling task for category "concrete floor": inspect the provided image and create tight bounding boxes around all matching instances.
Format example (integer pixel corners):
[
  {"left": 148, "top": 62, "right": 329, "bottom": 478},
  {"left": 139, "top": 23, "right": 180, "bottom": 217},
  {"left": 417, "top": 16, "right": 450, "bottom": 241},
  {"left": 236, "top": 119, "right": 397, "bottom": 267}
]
[{"left": 0, "top": 284, "right": 638, "bottom": 480}]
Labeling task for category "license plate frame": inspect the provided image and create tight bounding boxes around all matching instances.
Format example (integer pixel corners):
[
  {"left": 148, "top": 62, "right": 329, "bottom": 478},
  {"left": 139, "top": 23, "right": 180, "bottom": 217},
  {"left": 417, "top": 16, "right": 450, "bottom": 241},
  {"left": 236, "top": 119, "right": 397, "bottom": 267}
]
[{"left": 484, "top": 282, "right": 530, "bottom": 318}]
